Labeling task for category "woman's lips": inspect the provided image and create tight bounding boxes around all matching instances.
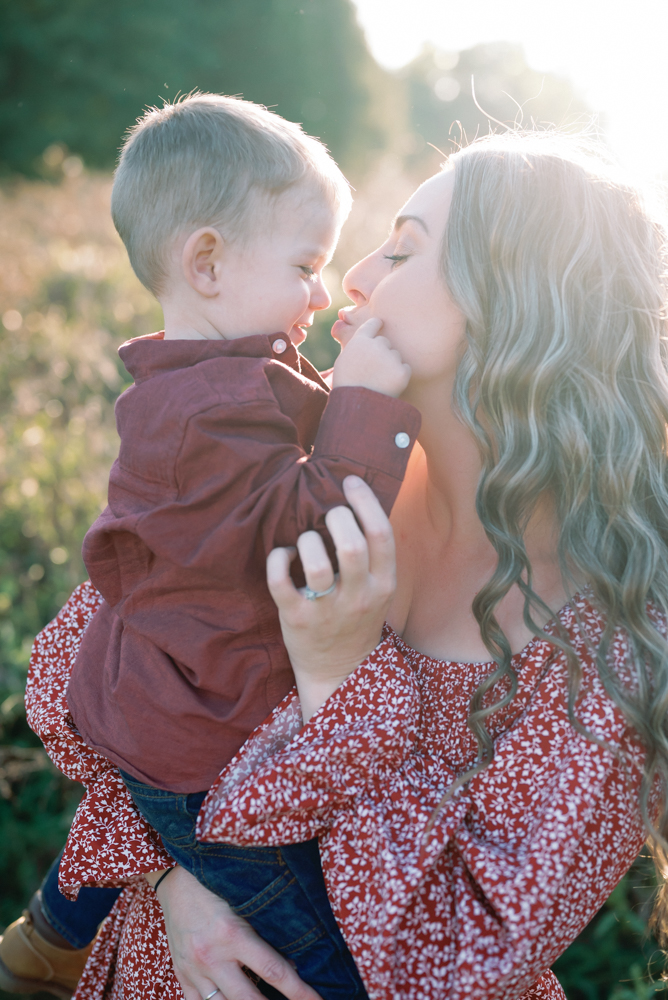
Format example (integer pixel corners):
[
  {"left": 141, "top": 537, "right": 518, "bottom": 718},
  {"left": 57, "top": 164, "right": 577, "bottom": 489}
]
[
  {"left": 331, "top": 308, "right": 356, "bottom": 345},
  {"left": 330, "top": 318, "right": 347, "bottom": 343}
]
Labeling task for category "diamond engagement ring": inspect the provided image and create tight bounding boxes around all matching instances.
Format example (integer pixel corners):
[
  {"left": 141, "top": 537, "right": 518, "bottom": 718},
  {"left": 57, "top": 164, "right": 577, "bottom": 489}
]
[
  {"left": 202, "top": 990, "right": 220, "bottom": 1000},
  {"left": 303, "top": 580, "right": 337, "bottom": 600}
]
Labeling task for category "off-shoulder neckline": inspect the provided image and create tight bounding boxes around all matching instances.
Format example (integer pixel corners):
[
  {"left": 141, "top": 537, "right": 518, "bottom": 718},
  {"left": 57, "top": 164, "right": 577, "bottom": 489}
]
[{"left": 385, "top": 590, "right": 590, "bottom": 669}]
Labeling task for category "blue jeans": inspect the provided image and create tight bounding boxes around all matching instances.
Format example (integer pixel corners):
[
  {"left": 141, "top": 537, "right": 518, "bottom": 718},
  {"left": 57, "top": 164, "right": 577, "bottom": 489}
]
[
  {"left": 40, "top": 850, "right": 123, "bottom": 949},
  {"left": 119, "top": 770, "right": 367, "bottom": 1000}
]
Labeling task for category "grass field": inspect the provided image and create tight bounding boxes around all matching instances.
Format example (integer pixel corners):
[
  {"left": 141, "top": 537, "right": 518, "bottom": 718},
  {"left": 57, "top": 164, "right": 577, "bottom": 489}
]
[{"left": 0, "top": 167, "right": 666, "bottom": 999}]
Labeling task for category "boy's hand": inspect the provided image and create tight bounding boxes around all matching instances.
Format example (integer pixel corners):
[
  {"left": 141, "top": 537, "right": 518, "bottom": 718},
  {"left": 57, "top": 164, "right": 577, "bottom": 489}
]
[{"left": 332, "top": 318, "right": 411, "bottom": 397}]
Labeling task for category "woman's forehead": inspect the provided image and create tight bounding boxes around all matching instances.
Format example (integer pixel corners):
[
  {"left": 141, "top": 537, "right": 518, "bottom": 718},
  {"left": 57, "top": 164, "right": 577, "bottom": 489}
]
[{"left": 397, "top": 169, "right": 455, "bottom": 233}]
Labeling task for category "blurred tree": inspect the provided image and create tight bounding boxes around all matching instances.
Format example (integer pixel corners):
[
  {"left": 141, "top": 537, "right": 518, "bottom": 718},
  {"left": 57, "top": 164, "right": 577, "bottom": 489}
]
[
  {"left": 0, "top": 0, "right": 403, "bottom": 178},
  {"left": 400, "top": 42, "right": 593, "bottom": 164}
]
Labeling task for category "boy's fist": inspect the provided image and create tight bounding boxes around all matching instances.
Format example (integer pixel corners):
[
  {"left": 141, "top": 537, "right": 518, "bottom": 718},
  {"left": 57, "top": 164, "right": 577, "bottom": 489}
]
[{"left": 332, "top": 318, "right": 411, "bottom": 398}]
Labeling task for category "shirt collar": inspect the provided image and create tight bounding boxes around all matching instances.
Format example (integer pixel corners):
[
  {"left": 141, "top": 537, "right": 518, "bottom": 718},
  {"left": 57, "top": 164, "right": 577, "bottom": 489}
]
[{"left": 119, "top": 331, "right": 315, "bottom": 383}]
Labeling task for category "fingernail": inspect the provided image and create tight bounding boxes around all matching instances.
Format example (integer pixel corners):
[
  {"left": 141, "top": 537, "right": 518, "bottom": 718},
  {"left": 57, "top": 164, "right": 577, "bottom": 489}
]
[{"left": 345, "top": 475, "right": 364, "bottom": 488}]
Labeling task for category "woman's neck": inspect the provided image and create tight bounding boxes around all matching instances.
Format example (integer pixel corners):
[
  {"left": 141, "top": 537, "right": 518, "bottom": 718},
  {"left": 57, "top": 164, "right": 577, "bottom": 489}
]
[
  {"left": 403, "top": 378, "right": 484, "bottom": 545},
  {"left": 389, "top": 380, "right": 573, "bottom": 662}
]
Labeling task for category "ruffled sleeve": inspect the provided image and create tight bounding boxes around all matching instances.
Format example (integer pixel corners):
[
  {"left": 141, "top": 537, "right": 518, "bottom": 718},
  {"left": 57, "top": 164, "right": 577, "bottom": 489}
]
[
  {"left": 197, "top": 608, "right": 650, "bottom": 1000},
  {"left": 25, "top": 583, "right": 173, "bottom": 899}
]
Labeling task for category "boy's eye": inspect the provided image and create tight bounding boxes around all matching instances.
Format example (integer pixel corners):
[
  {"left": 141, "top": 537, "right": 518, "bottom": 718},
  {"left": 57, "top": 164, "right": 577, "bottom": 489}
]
[
  {"left": 300, "top": 266, "right": 317, "bottom": 281},
  {"left": 383, "top": 253, "right": 409, "bottom": 268}
]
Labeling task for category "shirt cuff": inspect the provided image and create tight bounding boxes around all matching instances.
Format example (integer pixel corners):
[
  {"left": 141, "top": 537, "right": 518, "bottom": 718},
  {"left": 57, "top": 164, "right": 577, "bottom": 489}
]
[{"left": 312, "top": 387, "right": 421, "bottom": 481}]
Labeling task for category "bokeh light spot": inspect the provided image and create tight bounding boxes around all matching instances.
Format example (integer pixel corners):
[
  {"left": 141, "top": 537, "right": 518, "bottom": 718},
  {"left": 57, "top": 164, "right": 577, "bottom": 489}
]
[
  {"left": 42, "top": 144, "right": 66, "bottom": 167},
  {"left": 22, "top": 426, "right": 44, "bottom": 446},
  {"left": 2, "top": 309, "right": 23, "bottom": 331},
  {"left": 45, "top": 399, "right": 64, "bottom": 418},
  {"left": 20, "top": 478, "right": 39, "bottom": 498},
  {"left": 434, "top": 76, "right": 460, "bottom": 101},
  {"left": 62, "top": 156, "right": 84, "bottom": 178}
]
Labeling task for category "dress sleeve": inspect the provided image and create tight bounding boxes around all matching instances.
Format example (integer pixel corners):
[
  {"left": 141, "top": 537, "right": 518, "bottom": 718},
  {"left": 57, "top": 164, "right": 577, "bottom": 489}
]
[
  {"left": 197, "top": 631, "right": 649, "bottom": 1000},
  {"left": 25, "top": 583, "right": 173, "bottom": 898}
]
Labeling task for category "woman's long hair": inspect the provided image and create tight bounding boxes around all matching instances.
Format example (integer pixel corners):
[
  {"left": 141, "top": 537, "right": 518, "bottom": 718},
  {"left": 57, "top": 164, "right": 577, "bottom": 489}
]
[{"left": 442, "top": 131, "right": 668, "bottom": 937}]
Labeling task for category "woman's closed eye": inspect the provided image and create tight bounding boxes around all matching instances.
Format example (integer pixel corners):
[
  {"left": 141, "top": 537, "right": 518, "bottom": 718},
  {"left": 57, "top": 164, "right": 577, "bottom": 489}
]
[{"left": 383, "top": 252, "right": 410, "bottom": 268}]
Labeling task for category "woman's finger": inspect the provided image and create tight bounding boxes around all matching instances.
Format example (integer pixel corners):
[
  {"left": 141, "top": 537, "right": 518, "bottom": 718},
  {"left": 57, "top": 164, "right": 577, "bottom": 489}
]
[
  {"left": 324, "top": 506, "right": 369, "bottom": 588},
  {"left": 172, "top": 964, "right": 229, "bottom": 1000},
  {"left": 296, "top": 530, "right": 335, "bottom": 594},
  {"left": 266, "top": 547, "right": 299, "bottom": 610},
  {"left": 175, "top": 977, "right": 215, "bottom": 1000},
  {"left": 188, "top": 944, "right": 322, "bottom": 1000},
  {"left": 189, "top": 966, "right": 260, "bottom": 1000},
  {"left": 342, "top": 476, "right": 396, "bottom": 585},
  {"left": 238, "top": 938, "right": 323, "bottom": 1000},
  {"left": 186, "top": 979, "right": 229, "bottom": 1000}
]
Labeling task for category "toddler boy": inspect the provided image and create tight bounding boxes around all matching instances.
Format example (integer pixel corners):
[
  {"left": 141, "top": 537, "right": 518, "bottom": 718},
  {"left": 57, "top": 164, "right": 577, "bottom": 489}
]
[{"left": 60, "top": 95, "right": 418, "bottom": 997}]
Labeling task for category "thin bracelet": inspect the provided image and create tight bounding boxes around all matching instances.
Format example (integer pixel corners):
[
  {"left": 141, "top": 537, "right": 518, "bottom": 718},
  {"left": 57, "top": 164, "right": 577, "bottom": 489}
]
[{"left": 153, "top": 867, "right": 175, "bottom": 893}]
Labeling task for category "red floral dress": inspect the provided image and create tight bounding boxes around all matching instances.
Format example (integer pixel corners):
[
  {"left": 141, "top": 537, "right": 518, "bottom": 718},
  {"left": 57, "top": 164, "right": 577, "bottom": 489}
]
[{"left": 25, "top": 582, "right": 650, "bottom": 1000}]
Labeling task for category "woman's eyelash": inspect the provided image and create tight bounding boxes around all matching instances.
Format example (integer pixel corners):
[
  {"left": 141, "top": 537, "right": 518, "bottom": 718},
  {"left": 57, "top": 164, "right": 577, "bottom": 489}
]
[{"left": 383, "top": 253, "right": 409, "bottom": 267}]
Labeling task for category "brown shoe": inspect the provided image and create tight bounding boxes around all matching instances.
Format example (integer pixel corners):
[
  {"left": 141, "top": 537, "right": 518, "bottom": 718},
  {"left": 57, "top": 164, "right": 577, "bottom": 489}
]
[{"left": 0, "top": 909, "right": 94, "bottom": 999}]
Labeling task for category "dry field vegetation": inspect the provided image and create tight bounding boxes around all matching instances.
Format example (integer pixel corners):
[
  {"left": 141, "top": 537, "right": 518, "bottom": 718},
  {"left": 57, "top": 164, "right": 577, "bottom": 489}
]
[
  {"left": 0, "top": 157, "right": 426, "bottom": 933},
  {"left": 0, "top": 152, "right": 422, "bottom": 611},
  {"left": 1, "top": 161, "right": 666, "bottom": 1000}
]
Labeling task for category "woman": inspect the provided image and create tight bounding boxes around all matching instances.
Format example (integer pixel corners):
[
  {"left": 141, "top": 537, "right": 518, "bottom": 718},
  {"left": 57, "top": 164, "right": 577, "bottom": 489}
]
[{"left": 26, "top": 129, "right": 668, "bottom": 1000}]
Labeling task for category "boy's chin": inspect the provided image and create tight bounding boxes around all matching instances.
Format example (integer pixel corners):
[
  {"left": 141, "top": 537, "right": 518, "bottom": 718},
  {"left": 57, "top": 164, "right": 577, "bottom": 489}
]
[{"left": 288, "top": 325, "right": 308, "bottom": 347}]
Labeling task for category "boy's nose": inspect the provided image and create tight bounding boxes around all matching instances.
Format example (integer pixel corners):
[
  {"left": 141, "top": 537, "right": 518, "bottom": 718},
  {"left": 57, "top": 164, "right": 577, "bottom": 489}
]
[{"left": 310, "top": 276, "right": 332, "bottom": 311}]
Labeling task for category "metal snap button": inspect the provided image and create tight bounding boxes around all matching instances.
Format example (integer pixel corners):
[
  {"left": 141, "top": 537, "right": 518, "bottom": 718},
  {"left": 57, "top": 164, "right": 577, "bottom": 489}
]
[
  {"left": 272, "top": 338, "right": 288, "bottom": 354},
  {"left": 394, "top": 432, "right": 410, "bottom": 449}
]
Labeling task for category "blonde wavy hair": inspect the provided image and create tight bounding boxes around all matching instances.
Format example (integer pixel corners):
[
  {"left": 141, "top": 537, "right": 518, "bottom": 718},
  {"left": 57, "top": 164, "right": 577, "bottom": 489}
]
[{"left": 442, "top": 131, "right": 668, "bottom": 939}]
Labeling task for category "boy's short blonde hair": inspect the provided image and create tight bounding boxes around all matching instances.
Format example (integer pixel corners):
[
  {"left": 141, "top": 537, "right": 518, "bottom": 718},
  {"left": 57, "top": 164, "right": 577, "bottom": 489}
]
[{"left": 111, "top": 93, "right": 352, "bottom": 295}]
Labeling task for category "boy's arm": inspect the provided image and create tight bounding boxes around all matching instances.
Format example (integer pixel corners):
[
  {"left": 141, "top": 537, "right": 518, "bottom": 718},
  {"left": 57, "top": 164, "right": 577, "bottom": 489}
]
[{"left": 123, "top": 379, "right": 420, "bottom": 574}]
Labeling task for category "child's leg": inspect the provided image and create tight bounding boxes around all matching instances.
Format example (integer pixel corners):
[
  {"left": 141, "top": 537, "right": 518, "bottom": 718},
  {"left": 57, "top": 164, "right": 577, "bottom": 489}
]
[
  {"left": 0, "top": 849, "right": 122, "bottom": 999},
  {"left": 39, "top": 850, "right": 123, "bottom": 948},
  {"left": 120, "top": 771, "right": 368, "bottom": 1000}
]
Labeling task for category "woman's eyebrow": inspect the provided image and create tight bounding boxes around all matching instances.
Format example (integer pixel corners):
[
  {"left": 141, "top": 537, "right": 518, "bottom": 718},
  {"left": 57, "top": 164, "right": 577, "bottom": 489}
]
[{"left": 393, "top": 214, "right": 429, "bottom": 234}]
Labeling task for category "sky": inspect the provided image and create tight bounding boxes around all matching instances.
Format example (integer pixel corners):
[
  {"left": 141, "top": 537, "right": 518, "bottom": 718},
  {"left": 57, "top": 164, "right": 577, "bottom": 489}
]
[{"left": 351, "top": 0, "right": 668, "bottom": 184}]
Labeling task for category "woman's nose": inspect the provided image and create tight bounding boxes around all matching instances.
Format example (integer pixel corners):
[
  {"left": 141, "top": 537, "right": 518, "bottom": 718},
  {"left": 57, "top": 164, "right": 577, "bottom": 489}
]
[{"left": 342, "top": 253, "right": 376, "bottom": 305}]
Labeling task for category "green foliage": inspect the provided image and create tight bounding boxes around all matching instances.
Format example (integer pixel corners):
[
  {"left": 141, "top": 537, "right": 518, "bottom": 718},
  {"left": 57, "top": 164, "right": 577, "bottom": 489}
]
[
  {"left": 554, "top": 854, "right": 668, "bottom": 999},
  {"left": 0, "top": 167, "right": 664, "bottom": 1000},
  {"left": 400, "top": 42, "right": 592, "bottom": 162},
  {"left": 0, "top": 13, "right": 657, "bottom": 997},
  {"left": 0, "top": 0, "right": 399, "bottom": 178},
  {"left": 0, "top": 177, "right": 161, "bottom": 975}
]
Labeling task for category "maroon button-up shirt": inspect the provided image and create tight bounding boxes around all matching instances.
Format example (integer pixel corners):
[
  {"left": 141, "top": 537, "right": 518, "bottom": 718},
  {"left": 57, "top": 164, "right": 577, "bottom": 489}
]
[{"left": 67, "top": 331, "right": 421, "bottom": 792}]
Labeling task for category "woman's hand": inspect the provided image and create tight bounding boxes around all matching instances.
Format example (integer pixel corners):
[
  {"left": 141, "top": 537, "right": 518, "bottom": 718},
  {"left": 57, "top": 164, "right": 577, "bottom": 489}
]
[
  {"left": 267, "top": 475, "right": 397, "bottom": 722},
  {"left": 153, "top": 866, "right": 322, "bottom": 1000}
]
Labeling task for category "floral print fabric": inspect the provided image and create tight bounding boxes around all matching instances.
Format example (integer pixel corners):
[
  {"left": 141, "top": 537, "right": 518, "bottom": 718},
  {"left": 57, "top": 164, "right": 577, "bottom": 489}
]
[{"left": 26, "top": 583, "right": 649, "bottom": 1000}]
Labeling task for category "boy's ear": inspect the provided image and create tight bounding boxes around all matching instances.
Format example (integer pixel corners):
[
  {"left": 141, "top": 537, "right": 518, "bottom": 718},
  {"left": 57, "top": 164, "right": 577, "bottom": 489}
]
[{"left": 182, "top": 227, "right": 225, "bottom": 297}]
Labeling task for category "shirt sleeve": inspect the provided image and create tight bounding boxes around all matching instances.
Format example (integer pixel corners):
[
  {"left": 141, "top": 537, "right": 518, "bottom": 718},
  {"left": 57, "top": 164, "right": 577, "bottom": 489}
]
[
  {"left": 123, "top": 382, "right": 421, "bottom": 576},
  {"left": 196, "top": 635, "right": 649, "bottom": 1000}
]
